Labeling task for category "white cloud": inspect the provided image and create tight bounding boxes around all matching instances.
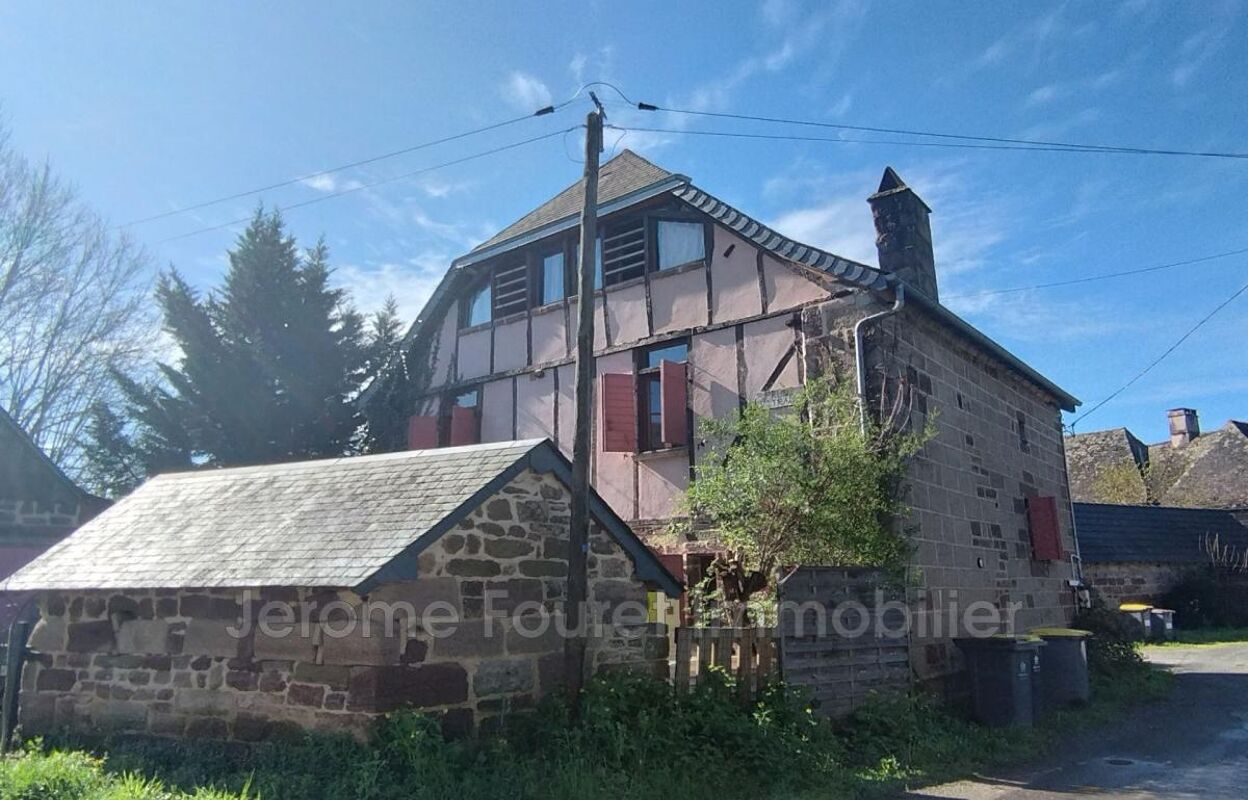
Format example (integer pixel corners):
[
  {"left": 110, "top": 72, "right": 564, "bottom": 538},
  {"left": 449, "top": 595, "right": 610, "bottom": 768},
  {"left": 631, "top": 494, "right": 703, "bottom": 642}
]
[
  {"left": 299, "top": 173, "right": 364, "bottom": 193},
  {"left": 501, "top": 72, "right": 553, "bottom": 111},
  {"left": 1024, "top": 84, "right": 1063, "bottom": 107},
  {"left": 769, "top": 196, "right": 879, "bottom": 265},
  {"left": 829, "top": 92, "right": 854, "bottom": 118},
  {"left": 568, "top": 53, "right": 587, "bottom": 85},
  {"left": 334, "top": 255, "right": 450, "bottom": 322}
]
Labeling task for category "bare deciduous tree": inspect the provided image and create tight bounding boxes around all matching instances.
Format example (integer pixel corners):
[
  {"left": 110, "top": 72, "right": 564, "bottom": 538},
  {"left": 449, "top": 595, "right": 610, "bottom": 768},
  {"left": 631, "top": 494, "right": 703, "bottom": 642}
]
[{"left": 0, "top": 121, "right": 152, "bottom": 477}]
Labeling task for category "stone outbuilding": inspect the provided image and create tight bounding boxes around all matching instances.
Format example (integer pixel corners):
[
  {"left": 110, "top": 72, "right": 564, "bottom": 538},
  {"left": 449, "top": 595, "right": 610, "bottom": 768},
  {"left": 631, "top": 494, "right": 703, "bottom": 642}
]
[
  {"left": 1074, "top": 502, "right": 1248, "bottom": 606},
  {"left": 2, "top": 439, "right": 680, "bottom": 741}
]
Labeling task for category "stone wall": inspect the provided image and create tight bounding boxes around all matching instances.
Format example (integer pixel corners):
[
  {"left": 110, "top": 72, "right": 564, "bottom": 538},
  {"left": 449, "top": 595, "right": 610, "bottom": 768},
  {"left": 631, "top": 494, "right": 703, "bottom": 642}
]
[
  {"left": 1083, "top": 562, "right": 1199, "bottom": 608},
  {"left": 18, "top": 469, "right": 668, "bottom": 741},
  {"left": 805, "top": 296, "right": 1077, "bottom": 683}
]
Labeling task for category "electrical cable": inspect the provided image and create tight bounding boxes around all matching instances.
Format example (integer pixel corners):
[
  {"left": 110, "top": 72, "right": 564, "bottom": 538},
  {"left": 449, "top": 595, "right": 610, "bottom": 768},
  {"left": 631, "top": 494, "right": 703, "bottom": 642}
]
[
  {"left": 1070, "top": 276, "right": 1248, "bottom": 428},
  {"left": 633, "top": 103, "right": 1248, "bottom": 160},
  {"left": 945, "top": 247, "right": 1248, "bottom": 299},
  {"left": 156, "top": 126, "right": 578, "bottom": 244}
]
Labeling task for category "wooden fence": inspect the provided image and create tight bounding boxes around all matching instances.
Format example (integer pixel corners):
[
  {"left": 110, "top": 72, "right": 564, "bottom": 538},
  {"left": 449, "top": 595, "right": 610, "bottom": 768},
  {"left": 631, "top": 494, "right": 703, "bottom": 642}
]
[{"left": 672, "top": 626, "right": 778, "bottom": 699}]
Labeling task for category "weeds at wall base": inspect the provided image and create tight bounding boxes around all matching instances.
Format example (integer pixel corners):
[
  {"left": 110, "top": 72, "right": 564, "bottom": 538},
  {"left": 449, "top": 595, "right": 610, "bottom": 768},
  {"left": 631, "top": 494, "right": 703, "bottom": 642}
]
[{"left": 0, "top": 661, "right": 1172, "bottom": 800}]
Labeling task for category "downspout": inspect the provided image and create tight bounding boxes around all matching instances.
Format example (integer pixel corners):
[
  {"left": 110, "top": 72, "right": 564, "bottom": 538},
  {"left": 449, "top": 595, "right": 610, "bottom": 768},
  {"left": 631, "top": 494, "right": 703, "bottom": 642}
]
[{"left": 854, "top": 283, "right": 906, "bottom": 434}]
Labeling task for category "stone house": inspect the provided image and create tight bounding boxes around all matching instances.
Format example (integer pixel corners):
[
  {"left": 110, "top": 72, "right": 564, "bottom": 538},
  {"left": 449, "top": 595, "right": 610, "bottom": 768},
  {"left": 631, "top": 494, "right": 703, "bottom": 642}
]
[
  {"left": 0, "top": 406, "right": 108, "bottom": 630},
  {"left": 2, "top": 440, "right": 679, "bottom": 741},
  {"left": 363, "top": 151, "right": 1082, "bottom": 682},
  {"left": 1066, "top": 408, "right": 1248, "bottom": 508},
  {"left": 1074, "top": 502, "right": 1248, "bottom": 606}
]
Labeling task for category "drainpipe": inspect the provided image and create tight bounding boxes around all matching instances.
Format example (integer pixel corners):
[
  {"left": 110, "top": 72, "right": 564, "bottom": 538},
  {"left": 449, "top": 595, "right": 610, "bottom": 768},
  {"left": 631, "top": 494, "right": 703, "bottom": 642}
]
[{"left": 853, "top": 283, "right": 906, "bottom": 434}]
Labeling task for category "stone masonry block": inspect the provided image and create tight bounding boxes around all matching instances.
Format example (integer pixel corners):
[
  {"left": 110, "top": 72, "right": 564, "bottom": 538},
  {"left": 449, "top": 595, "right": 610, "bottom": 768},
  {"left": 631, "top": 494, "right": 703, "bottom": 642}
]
[
  {"left": 473, "top": 658, "right": 535, "bottom": 697},
  {"left": 183, "top": 620, "right": 246, "bottom": 658},
  {"left": 115, "top": 619, "right": 171, "bottom": 654},
  {"left": 27, "top": 618, "right": 66, "bottom": 653}
]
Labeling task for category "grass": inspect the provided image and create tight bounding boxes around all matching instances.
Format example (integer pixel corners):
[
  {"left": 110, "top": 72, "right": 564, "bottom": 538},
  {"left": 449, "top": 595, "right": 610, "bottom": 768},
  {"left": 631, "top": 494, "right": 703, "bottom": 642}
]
[
  {"left": 0, "top": 656, "right": 1172, "bottom": 800},
  {"left": 1146, "top": 627, "right": 1248, "bottom": 647}
]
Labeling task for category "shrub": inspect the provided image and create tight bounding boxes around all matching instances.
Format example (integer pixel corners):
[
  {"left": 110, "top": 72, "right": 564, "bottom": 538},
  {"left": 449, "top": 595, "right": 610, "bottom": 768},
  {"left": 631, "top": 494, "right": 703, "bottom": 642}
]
[
  {"left": 1072, "top": 604, "right": 1145, "bottom": 677},
  {"left": 1160, "top": 571, "right": 1248, "bottom": 629}
]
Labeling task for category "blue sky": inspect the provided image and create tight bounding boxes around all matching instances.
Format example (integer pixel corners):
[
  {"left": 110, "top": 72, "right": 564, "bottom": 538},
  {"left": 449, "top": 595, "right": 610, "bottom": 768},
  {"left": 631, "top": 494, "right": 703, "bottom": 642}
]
[{"left": 2, "top": 1, "right": 1245, "bottom": 443}]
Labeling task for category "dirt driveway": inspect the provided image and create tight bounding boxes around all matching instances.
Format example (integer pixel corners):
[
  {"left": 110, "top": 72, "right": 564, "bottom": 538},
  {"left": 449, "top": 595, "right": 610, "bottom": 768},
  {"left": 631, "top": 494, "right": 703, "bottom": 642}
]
[{"left": 909, "top": 643, "right": 1248, "bottom": 799}]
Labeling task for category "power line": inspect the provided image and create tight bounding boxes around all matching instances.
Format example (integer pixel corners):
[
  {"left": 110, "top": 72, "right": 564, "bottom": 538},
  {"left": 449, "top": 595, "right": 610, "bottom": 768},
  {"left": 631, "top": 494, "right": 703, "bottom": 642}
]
[
  {"left": 156, "top": 126, "right": 578, "bottom": 244},
  {"left": 944, "top": 247, "right": 1248, "bottom": 300},
  {"left": 1071, "top": 277, "right": 1248, "bottom": 428},
  {"left": 632, "top": 103, "right": 1248, "bottom": 161},
  {"left": 604, "top": 123, "right": 1162, "bottom": 155},
  {"left": 120, "top": 107, "right": 580, "bottom": 230}
]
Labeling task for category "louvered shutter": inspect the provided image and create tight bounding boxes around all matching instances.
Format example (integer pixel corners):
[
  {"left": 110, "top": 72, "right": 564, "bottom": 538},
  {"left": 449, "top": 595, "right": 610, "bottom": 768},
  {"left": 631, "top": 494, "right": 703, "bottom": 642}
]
[
  {"left": 406, "top": 416, "right": 438, "bottom": 450},
  {"left": 449, "top": 405, "right": 480, "bottom": 446},
  {"left": 1027, "top": 496, "right": 1064, "bottom": 561},
  {"left": 599, "top": 373, "right": 637, "bottom": 453},
  {"left": 659, "top": 360, "right": 688, "bottom": 446}
]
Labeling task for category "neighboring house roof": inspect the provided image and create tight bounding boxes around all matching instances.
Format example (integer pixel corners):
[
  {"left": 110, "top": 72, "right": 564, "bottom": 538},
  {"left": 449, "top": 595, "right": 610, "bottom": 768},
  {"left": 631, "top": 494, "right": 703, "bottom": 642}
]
[
  {"left": 381, "top": 149, "right": 1077, "bottom": 411},
  {"left": 2, "top": 439, "right": 681, "bottom": 596},
  {"left": 1067, "top": 420, "right": 1248, "bottom": 508},
  {"left": 0, "top": 405, "right": 99, "bottom": 508},
  {"left": 1074, "top": 502, "right": 1248, "bottom": 563}
]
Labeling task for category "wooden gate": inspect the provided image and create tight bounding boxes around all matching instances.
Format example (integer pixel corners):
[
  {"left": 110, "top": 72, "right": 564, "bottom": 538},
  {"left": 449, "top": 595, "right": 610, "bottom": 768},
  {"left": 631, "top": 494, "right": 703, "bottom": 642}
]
[{"left": 672, "top": 626, "right": 777, "bottom": 700}]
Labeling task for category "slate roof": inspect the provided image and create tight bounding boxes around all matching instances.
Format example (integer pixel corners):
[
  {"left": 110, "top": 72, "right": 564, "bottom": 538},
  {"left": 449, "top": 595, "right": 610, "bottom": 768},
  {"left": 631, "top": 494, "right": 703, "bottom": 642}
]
[
  {"left": 1067, "top": 420, "right": 1248, "bottom": 508},
  {"left": 0, "top": 405, "right": 102, "bottom": 508},
  {"left": 472, "top": 150, "right": 678, "bottom": 254},
  {"left": 1074, "top": 502, "right": 1248, "bottom": 563},
  {"left": 2, "top": 439, "right": 680, "bottom": 596}
]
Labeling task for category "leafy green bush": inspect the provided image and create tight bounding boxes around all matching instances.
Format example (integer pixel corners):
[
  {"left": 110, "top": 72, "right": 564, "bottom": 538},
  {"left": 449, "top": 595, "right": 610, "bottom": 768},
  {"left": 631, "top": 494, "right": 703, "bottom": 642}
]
[
  {"left": 1160, "top": 571, "right": 1248, "bottom": 629},
  {"left": 1072, "top": 605, "right": 1146, "bottom": 676}
]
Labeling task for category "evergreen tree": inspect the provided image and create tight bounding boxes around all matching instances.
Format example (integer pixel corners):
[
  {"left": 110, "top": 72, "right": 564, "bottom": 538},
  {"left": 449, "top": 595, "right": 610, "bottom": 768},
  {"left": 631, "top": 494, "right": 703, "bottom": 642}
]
[{"left": 86, "top": 209, "right": 373, "bottom": 494}]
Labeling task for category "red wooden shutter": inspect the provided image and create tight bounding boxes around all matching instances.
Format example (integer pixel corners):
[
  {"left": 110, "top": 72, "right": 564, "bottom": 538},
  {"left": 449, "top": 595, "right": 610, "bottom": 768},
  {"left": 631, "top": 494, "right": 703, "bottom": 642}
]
[
  {"left": 599, "top": 373, "right": 637, "bottom": 453},
  {"left": 659, "top": 360, "right": 688, "bottom": 446},
  {"left": 1027, "top": 496, "right": 1064, "bottom": 561},
  {"left": 406, "top": 415, "right": 438, "bottom": 450},
  {"left": 449, "top": 405, "right": 480, "bottom": 446}
]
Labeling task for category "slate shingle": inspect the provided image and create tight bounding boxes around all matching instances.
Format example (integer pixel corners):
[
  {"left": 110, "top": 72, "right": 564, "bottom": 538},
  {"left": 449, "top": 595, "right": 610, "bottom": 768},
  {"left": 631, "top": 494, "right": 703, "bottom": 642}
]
[
  {"left": 2, "top": 440, "right": 547, "bottom": 591},
  {"left": 1074, "top": 502, "right": 1248, "bottom": 563}
]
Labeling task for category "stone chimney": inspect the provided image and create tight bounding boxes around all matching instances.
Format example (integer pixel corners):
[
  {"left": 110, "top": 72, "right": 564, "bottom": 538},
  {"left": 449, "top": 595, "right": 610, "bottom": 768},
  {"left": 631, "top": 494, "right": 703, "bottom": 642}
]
[
  {"left": 1167, "top": 407, "right": 1200, "bottom": 448},
  {"left": 867, "top": 167, "right": 938, "bottom": 301}
]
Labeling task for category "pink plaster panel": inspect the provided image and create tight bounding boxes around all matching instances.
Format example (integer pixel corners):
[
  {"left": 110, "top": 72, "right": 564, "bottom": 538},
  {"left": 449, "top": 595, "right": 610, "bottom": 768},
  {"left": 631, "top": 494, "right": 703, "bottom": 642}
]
[
  {"left": 650, "top": 267, "right": 709, "bottom": 335},
  {"left": 515, "top": 369, "right": 556, "bottom": 441},
  {"left": 763, "top": 256, "right": 828, "bottom": 312},
  {"left": 604, "top": 281, "right": 650, "bottom": 347},
  {"left": 709, "top": 228, "right": 762, "bottom": 323},
  {"left": 492, "top": 317, "right": 529, "bottom": 372},
  {"left": 567, "top": 297, "right": 609, "bottom": 353},
  {"left": 592, "top": 351, "right": 636, "bottom": 520},
  {"left": 429, "top": 302, "right": 458, "bottom": 389},
  {"left": 530, "top": 304, "right": 568, "bottom": 365},
  {"left": 638, "top": 452, "right": 688, "bottom": 520},
  {"left": 742, "top": 315, "right": 798, "bottom": 399},
  {"left": 456, "top": 327, "right": 491, "bottom": 381},
  {"left": 690, "top": 327, "right": 740, "bottom": 420},
  {"left": 555, "top": 364, "right": 575, "bottom": 457},
  {"left": 480, "top": 377, "right": 515, "bottom": 443}
]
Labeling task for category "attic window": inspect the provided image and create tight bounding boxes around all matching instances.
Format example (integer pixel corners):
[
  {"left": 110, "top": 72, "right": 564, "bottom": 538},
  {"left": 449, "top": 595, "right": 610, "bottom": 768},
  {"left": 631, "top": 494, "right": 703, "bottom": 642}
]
[
  {"left": 463, "top": 281, "right": 491, "bottom": 327},
  {"left": 492, "top": 261, "right": 529, "bottom": 318},
  {"left": 600, "top": 217, "right": 647, "bottom": 286},
  {"left": 656, "top": 220, "right": 706, "bottom": 271}
]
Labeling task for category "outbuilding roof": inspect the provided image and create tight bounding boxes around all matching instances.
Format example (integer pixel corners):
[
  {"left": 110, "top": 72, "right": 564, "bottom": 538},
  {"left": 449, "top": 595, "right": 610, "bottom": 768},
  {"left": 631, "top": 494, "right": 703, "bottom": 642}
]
[
  {"left": 2, "top": 439, "right": 681, "bottom": 596},
  {"left": 1074, "top": 502, "right": 1248, "bottom": 564}
]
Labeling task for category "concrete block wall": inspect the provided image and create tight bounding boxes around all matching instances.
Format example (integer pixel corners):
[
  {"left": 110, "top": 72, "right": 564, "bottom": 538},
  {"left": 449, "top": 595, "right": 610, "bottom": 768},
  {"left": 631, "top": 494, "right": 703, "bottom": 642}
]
[
  {"left": 806, "top": 297, "right": 1077, "bottom": 683},
  {"left": 18, "top": 469, "right": 667, "bottom": 741}
]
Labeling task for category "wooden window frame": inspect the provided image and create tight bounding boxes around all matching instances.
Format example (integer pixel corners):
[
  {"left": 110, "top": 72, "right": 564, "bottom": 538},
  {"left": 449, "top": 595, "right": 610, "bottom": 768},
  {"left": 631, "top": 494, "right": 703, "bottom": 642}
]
[
  {"left": 440, "top": 386, "right": 482, "bottom": 446},
  {"left": 460, "top": 278, "right": 492, "bottom": 329},
  {"left": 651, "top": 215, "right": 710, "bottom": 273},
  {"left": 635, "top": 339, "right": 689, "bottom": 452}
]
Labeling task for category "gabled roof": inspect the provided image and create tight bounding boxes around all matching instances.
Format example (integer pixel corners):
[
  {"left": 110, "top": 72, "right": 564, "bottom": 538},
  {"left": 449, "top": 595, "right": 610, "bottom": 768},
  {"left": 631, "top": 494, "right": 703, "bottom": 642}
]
[
  {"left": 1074, "top": 502, "right": 1248, "bottom": 563},
  {"left": 378, "top": 151, "right": 1076, "bottom": 412},
  {"left": 2, "top": 439, "right": 681, "bottom": 596},
  {"left": 472, "top": 150, "right": 678, "bottom": 254},
  {"left": 0, "top": 405, "right": 97, "bottom": 506}
]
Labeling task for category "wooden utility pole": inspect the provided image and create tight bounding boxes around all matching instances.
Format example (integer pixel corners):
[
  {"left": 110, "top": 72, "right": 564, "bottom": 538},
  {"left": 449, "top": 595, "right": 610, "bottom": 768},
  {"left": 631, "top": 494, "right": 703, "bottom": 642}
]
[{"left": 565, "top": 104, "right": 603, "bottom": 712}]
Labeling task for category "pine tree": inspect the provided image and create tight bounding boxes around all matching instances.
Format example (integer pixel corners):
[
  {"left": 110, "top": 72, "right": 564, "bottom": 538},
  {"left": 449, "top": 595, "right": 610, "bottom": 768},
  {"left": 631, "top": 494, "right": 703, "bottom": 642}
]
[{"left": 86, "top": 209, "right": 373, "bottom": 494}]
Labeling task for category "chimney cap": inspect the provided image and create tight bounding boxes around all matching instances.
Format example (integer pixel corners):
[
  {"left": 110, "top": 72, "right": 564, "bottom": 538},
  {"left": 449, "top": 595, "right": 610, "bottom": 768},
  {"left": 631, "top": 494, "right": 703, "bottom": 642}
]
[
  {"left": 1168, "top": 407, "right": 1198, "bottom": 415},
  {"left": 868, "top": 166, "right": 932, "bottom": 212}
]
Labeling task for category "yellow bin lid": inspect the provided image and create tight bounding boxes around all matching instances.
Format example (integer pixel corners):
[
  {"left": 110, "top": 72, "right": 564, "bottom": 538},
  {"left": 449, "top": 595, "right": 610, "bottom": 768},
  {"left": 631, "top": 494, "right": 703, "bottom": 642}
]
[
  {"left": 1030, "top": 627, "right": 1093, "bottom": 638},
  {"left": 1119, "top": 603, "right": 1152, "bottom": 612}
]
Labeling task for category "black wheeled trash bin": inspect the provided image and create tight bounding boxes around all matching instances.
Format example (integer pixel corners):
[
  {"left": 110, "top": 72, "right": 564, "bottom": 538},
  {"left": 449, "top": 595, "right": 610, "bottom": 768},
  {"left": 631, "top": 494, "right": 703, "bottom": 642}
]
[
  {"left": 955, "top": 635, "right": 1045, "bottom": 727},
  {"left": 1030, "top": 628, "right": 1092, "bottom": 711}
]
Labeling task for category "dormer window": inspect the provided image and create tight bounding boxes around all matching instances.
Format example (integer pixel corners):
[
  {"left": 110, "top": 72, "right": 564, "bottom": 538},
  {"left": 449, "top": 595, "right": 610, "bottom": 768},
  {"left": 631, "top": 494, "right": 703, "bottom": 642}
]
[{"left": 656, "top": 220, "right": 706, "bottom": 271}]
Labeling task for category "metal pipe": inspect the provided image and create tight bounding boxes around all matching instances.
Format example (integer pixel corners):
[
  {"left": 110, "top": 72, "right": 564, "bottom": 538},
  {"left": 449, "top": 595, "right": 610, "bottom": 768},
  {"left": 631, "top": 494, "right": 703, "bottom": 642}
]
[{"left": 854, "top": 283, "right": 906, "bottom": 433}]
